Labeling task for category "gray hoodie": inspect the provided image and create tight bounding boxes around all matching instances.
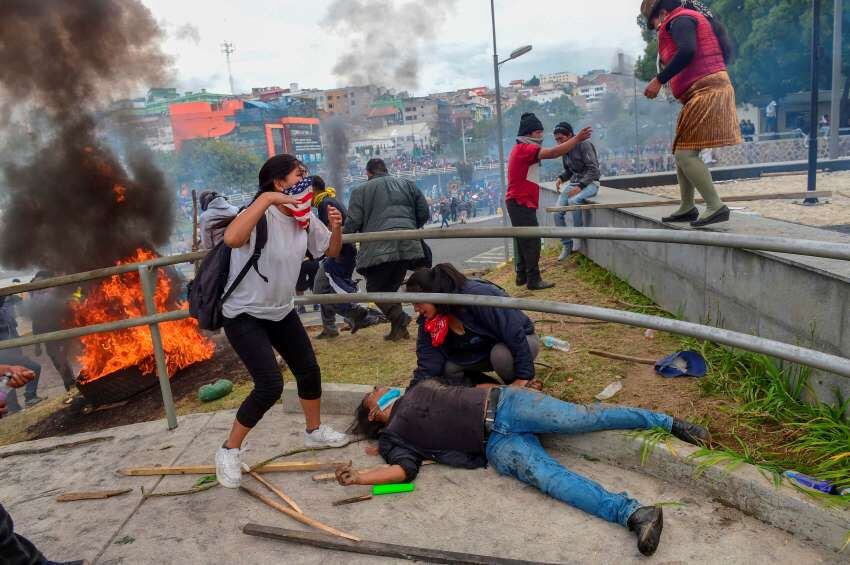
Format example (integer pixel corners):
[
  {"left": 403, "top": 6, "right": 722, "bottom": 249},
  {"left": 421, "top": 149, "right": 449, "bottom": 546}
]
[{"left": 199, "top": 196, "right": 239, "bottom": 250}]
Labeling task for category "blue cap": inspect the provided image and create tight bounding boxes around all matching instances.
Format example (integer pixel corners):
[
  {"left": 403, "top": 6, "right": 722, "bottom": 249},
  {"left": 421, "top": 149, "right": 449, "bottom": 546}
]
[{"left": 654, "top": 350, "right": 708, "bottom": 378}]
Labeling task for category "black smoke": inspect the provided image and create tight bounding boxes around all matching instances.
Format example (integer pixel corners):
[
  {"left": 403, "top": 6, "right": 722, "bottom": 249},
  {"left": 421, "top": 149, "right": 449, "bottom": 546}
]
[
  {"left": 0, "top": 0, "right": 174, "bottom": 273},
  {"left": 323, "top": 117, "right": 351, "bottom": 196},
  {"left": 321, "top": 0, "right": 458, "bottom": 90}
]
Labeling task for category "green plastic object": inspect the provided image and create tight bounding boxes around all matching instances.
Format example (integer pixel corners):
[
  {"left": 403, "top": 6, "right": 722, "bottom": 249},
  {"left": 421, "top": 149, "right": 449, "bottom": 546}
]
[
  {"left": 198, "top": 379, "right": 233, "bottom": 402},
  {"left": 372, "top": 483, "right": 415, "bottom": 496}
]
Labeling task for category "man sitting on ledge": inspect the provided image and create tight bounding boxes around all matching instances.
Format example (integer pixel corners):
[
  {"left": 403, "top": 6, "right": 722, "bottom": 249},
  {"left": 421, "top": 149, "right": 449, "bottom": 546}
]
[{"left": 340, "top": 380, "right": 710, "bottom": 557}]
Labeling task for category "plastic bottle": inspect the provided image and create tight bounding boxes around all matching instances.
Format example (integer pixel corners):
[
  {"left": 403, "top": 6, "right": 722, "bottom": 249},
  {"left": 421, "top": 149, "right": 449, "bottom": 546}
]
[
  {"left": 782, "top": 470, "right": 834, "bottom": 494},
  {"left": 542, "top": 336, "right": 570, "bottom": 353},
  {"left": 0, "top": 374, "right": 11, "bottom": 405}
]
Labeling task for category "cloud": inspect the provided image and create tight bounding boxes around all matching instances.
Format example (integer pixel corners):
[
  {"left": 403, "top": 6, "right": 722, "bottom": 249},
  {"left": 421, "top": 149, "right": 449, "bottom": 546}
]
[{"left": 174, "top": 22, "right": 201, "bottom": 44}]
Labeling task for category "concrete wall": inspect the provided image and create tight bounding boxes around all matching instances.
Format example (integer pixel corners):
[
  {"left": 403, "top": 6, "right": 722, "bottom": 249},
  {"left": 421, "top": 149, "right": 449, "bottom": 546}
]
[{"left": 536, "top": 185, "right": 850, "bottom": 405}]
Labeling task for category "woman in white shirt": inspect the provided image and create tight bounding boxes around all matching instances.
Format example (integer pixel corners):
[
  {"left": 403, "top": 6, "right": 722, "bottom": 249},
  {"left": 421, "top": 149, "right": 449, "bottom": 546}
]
[{"left": 215, "top": 154, "right": 347, "bottom": 488}]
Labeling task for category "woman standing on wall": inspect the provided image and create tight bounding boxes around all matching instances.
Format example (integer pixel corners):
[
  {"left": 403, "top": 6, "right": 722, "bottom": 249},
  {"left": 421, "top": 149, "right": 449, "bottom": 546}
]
[
  {"left": 215, "top": 154, "right": 349, "bottom": 489},
  {"left": 641, "top": 0, "right": 741, "bottom": 227}
]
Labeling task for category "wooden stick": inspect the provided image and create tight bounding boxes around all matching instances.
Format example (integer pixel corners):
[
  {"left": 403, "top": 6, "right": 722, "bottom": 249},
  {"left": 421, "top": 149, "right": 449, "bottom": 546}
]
[
  {"left": 118, "top": 461, "right": 346, "bottom": 476},
  {"left": 246, "top": 470, "right": 303, "bottom": 514},
  {"left": 56, "top": 488, "right": 133, "bottom": 502},
  {"left": 545, "top": 191, "right": 833, "bottom": 212},
  {"left": 332, "top": 494, "right": 372, "bottom": 506},
  {"left": 588, "top": 350, "right": 657, "bottom": 365},
  {"left": 191, "top": 189, "right": 199, "bottom": 252},
  {"left": 239, "top": 486, "right": 360, "bottom": 542},
  {"left": 242, "top": 524, "right": 558, "bottom": 565},
  {"left": 1, "top": 436, "right": 114, "bottom": 459}
]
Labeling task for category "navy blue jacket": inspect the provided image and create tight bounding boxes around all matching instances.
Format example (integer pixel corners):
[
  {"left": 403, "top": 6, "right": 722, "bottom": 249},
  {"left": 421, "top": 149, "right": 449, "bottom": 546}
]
[{"left": 411, "top": 280, "right": 535, "bottom": 385}]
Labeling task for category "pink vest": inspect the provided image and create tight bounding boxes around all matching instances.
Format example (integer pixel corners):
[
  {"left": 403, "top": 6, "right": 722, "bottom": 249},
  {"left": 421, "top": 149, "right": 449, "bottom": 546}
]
[{"left": 658, "top": 7, "right": 726, "bottom": 99}]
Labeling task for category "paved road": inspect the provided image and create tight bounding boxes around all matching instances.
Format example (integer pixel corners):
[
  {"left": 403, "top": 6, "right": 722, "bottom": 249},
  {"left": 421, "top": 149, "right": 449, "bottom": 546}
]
[{"left": 426, "top": 216, "right": 512, "bottom": 271}]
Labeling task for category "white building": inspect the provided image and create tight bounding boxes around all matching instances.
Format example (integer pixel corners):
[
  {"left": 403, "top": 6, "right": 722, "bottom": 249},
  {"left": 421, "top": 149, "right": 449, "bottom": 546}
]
[
  {"left": 529, "top": 91, "right": 569, "bottom": 105},
  {"left": 539, "top": 71, "right": 579, "bottom": 89},
  {"left": 577, "top": 83, "right": 608, "bottom": 106}
]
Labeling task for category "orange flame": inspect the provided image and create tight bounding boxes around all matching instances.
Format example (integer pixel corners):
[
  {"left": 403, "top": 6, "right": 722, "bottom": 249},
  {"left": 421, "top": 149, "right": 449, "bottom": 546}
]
[
  {"left": 113, "top": 184, "right": 127, "bottom": 203},
  {"left": 72, "top": 249, "right": 214, "bottom": 383}
]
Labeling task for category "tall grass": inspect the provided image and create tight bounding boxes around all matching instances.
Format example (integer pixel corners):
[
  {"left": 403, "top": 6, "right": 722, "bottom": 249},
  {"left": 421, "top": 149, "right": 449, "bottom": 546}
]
[{"left": 574, "top": 255, "right": 850, "bottom": 492}]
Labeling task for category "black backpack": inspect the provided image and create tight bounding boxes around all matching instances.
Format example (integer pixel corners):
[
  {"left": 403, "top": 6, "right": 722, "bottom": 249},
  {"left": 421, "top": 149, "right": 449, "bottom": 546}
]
[{"left": 188, "top": 215, "right": 268, "bottom": 330}]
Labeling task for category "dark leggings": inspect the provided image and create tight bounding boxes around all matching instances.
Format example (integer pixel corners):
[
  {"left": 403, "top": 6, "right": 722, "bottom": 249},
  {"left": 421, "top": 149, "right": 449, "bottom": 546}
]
[{"left": 224, "top": 310, "right": 322, "bottom": 428}]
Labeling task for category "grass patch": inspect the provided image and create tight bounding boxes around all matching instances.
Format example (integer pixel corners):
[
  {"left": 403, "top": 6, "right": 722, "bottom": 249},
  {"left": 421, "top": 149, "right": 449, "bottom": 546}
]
[{"left": 626, "top": 427, "right": 676, "bottom": 466}]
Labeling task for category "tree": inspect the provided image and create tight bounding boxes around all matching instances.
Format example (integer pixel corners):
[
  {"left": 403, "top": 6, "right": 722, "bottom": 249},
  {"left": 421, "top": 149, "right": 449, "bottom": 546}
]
[
  {"left": 525, "top": 75, "right": 540, "bottom": 87},
  {"left": 155, "top": 139, "right": 263, "bottom": 194}
]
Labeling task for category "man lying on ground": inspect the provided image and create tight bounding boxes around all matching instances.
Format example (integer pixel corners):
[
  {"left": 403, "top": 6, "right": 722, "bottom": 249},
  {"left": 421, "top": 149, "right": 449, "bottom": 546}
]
[{"left": 340, "top": 380, "right": 711, "bottom": 556}]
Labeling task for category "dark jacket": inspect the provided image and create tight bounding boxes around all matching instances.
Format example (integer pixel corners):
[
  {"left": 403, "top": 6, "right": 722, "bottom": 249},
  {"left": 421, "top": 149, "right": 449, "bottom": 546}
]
[
  {"left": 557, "top": 140, "right": 600, "bottom": 188},
  {"left": 0, "top": 296, "right": 20, "bottom": 341},
  {"left": 411, "top": 280, "right": 536, "bottom": 385},
  {"left": 344, "top": 173, "right": 431, "bottom": 271},
  {"left": 316, "top": 196, "right": 356, "bottom": 289}
]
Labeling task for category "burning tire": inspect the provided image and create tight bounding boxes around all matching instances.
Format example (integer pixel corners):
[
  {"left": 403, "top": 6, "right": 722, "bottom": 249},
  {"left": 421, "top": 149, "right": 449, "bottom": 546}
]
[{"left": 76, "top": 365, "right": 159, "bottom": 406}]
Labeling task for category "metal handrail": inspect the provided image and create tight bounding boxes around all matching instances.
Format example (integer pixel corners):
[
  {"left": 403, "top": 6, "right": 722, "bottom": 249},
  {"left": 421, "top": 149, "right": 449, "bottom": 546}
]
[
  {"left": 2, "top": 227, "right": 849, "bottom": 298},
  {"left": 2, "top": 293, "right": 848, "bottom": 378}
]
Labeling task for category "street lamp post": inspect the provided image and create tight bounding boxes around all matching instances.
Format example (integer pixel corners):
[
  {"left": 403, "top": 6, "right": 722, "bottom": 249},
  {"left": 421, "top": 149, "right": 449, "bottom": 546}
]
[{"left": 491, "top": 0, "right": 532, "bottom": 263}]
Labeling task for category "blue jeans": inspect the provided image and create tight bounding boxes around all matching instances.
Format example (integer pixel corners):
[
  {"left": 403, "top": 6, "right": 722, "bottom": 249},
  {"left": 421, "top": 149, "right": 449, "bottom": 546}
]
[
  {"left": 553, "top": 182, "right": 599, "bottom": 249},
  {"left": 0, "top": 348, "right": 42, "bottom": 413},
  {"left": 485, "top": 387, "right": 673, "bottom": 527}
]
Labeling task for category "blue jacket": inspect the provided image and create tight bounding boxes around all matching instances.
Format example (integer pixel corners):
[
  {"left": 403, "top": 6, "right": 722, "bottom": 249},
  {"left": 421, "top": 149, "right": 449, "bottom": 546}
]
[{"left": 411, "top": 280, "right": 535, "bottom": 385}]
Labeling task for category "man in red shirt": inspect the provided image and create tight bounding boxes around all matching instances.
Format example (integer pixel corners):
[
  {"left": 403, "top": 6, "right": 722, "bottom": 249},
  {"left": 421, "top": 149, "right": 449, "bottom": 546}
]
[{"left": 506, "top": 113, "right": 592, "bottom": 289}]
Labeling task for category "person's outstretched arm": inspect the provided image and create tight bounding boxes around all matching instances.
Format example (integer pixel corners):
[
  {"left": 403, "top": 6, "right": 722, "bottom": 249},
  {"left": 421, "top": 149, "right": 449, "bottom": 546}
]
[
  {"left": 539, "top": 127, "right": 593, "bottom": 160},
  {"left": 336, "top": 463, "right": 408, "bottom": 486}
]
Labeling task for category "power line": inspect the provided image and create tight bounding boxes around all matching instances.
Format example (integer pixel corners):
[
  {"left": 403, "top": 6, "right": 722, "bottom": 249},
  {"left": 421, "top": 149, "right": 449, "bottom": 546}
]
[{"left": 221, "top": 41, "right": 235, "bottom": 95}]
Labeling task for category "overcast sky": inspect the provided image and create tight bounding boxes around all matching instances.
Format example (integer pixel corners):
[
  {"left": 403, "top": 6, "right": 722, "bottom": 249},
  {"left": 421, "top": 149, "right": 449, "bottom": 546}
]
[{"left": 141, "top": 0, "right": 646, "bottom": 96}]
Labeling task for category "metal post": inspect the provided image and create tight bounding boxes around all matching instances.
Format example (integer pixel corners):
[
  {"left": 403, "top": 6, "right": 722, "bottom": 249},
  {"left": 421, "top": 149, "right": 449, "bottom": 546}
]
[
  {"left": 634, "top": 74, "right": 641, "bottom": 172},
  {"left": 491, "top": 0, "right": 511, "bottom": 264},
  {"left": 806, "top": 0, "right": 822, "bottom": 204},
  {"left": 138, "top": 265, "right": 178, "bottom": 430},
  {"left": 461, "top": 119, "right": 468, "bottom": 162},
  {"left": 829, "top": 0, "right": 844, "bottom": 159}
]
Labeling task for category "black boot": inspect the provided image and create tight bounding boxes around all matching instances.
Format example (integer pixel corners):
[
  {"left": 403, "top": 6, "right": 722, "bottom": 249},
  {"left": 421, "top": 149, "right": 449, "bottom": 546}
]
[
  {"left": 661, "top": 207, "right": 699, "bottom": 223},
  {"left": 385, "top": 312, "right": 411, "bottom": 341},
  {"left": 515, "top": 272, "right": 527, "bottom": 286},
  {"left": 671, "top": 418, "right": 711, "bottom": 446},
  {"left": 527, "top": 274, "right": 555, "bottom": 291},
  {"left": 627, "top": 506, "right": 663, "bottom": 557},
  {"left": 690, "top": 205, "right": 730, "bottom": 228}
]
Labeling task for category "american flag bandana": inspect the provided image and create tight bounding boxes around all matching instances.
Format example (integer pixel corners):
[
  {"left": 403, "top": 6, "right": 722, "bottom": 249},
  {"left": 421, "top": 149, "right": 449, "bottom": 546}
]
[{"left": 282, "top": 177, "right": 314, "bottom": 230}]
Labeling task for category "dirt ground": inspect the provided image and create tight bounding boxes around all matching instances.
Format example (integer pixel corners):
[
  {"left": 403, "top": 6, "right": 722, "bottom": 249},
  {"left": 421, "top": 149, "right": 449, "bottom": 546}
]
[{"left": 637, "top": 170, "right": 850, "bottom": 228}]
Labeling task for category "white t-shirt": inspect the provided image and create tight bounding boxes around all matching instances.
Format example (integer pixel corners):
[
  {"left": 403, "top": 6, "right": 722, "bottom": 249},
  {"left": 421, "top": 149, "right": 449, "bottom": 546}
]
[{"left": 222, "top": 206, "right": 330, "bottom": 321}]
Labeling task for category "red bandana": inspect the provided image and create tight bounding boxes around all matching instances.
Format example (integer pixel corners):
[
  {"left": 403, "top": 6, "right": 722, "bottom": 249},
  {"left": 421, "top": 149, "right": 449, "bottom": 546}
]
[{"left": 424, "top": 314, "right": 450, "bottom": 347}]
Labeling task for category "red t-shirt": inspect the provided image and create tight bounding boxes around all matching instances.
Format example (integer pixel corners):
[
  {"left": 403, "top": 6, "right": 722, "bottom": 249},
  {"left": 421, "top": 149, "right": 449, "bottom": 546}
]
[{"left": 506, "top": 142, "right": 542, "bottom": 209}]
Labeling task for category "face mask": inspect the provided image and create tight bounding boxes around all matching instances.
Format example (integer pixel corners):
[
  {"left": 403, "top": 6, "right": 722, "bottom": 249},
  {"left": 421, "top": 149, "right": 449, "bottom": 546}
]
[{"left": 377, "top": 388, "right": 402, "bottom": 411}]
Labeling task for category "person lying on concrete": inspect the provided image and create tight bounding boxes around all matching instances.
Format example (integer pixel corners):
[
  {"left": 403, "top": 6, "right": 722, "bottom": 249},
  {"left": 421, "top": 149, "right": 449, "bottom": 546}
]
[
  {"left": 552, "top": 121, "right": 601, "bottom": 261},
  {"left": 404, "top": 263, "right": 540, "bottom": 389},
  {"left": 310, "top": 175, "right": 385, "bottom": 339},
  {"left": 341, "top": 380, "right": 711, "bottom": 556},
  {"left": 506, "top": 112, "right": 592, "bottom": 290}
]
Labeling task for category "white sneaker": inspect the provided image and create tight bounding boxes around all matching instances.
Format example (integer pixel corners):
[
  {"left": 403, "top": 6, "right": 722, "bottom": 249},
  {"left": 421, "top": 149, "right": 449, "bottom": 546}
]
[
  {"left": 215, "top": 446, "right": 243, "bottom": 488},
  {"left": 304, "top": 424, "right": 349, "bottom": 448}
]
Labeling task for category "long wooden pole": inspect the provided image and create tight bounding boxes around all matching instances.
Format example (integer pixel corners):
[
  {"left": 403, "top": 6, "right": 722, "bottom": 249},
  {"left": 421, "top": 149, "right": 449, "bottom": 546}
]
[
  {"left": 587, "top": 350, "right": 657, "bottom": 365},
  {"left": 242, "top": 524, "right": 559, "bottom": 565},
  {"left": 118, "top": 461, "right": 346, "bottom": 476},
  {"left": 191, "top": 189, "right": 199, "bottom": 252},
  {"left": 239, "top": 486, "right": 360, "bottom": 542},
  {"left": 545, "top": 191, "right": 833, "bottom": 213},
  {"left": 246, "top": 470, "right": 303, "bottom": 514}
]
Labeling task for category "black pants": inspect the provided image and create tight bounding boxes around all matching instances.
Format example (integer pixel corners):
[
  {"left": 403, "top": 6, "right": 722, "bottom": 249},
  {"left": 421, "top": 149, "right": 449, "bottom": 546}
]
[
  {"left": 506, "top": 200, "right": 541, "bottom": 280},
  {"left": 361, "top": 261, "right": 410, "bottom": 329},
  {"left": 43, "top": 341, "right": 75, "bottom": 391},
  {"left": 224, "top": 310, "right": 322, "bottom": 428},
  {"left": 296, "top": 259, "right": 320, "bottom": 293},
  {"left": 0, "top": 504, "right": 46, "bottom": 564}
]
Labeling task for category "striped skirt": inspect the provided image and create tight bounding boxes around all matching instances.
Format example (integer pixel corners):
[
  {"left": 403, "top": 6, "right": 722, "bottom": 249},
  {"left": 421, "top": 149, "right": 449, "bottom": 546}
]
[{"left": 673, "top": 71, "right": 742, "bottom": 152}]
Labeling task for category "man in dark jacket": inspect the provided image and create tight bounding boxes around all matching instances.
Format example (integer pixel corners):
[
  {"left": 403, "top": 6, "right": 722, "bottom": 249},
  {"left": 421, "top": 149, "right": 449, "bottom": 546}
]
[
  {"left": 344, "top": 159, "right": 431, "bottom": 341},
  {"left": 553, "top": 121, "right": 601, "bottom": 260},
  {"left": 0, "top": 293, "right": 43, "bottom": 412},
  {"left": 341, "top": 381, "right": 711, "bottom": 557},
  {"left": 311, "top": 176, "right": 382, "bottom": 339}
]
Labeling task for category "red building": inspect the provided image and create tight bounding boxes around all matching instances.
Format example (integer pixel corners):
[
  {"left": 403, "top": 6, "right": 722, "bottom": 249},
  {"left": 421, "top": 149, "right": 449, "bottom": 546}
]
[{"left": 169, "top": 99, "right": 244, "bottom": 151}]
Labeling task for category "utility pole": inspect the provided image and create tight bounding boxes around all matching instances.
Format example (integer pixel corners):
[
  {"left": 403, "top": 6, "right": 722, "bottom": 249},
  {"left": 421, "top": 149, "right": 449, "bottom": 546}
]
[
  {"left": 460, "top": 119, "right": 468, "bottom": 162},
  {"left": 221, "top": 41, "right": 236, "bottom": 95},
  {"left": 829, "top": 0, "right": 843, "bottom": 159},
  {"left": 806, "top": 0, "right": 822, "bottom": 205},
  {"left": 490, "top": 0, "right": 510, "bottom": 264}
]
